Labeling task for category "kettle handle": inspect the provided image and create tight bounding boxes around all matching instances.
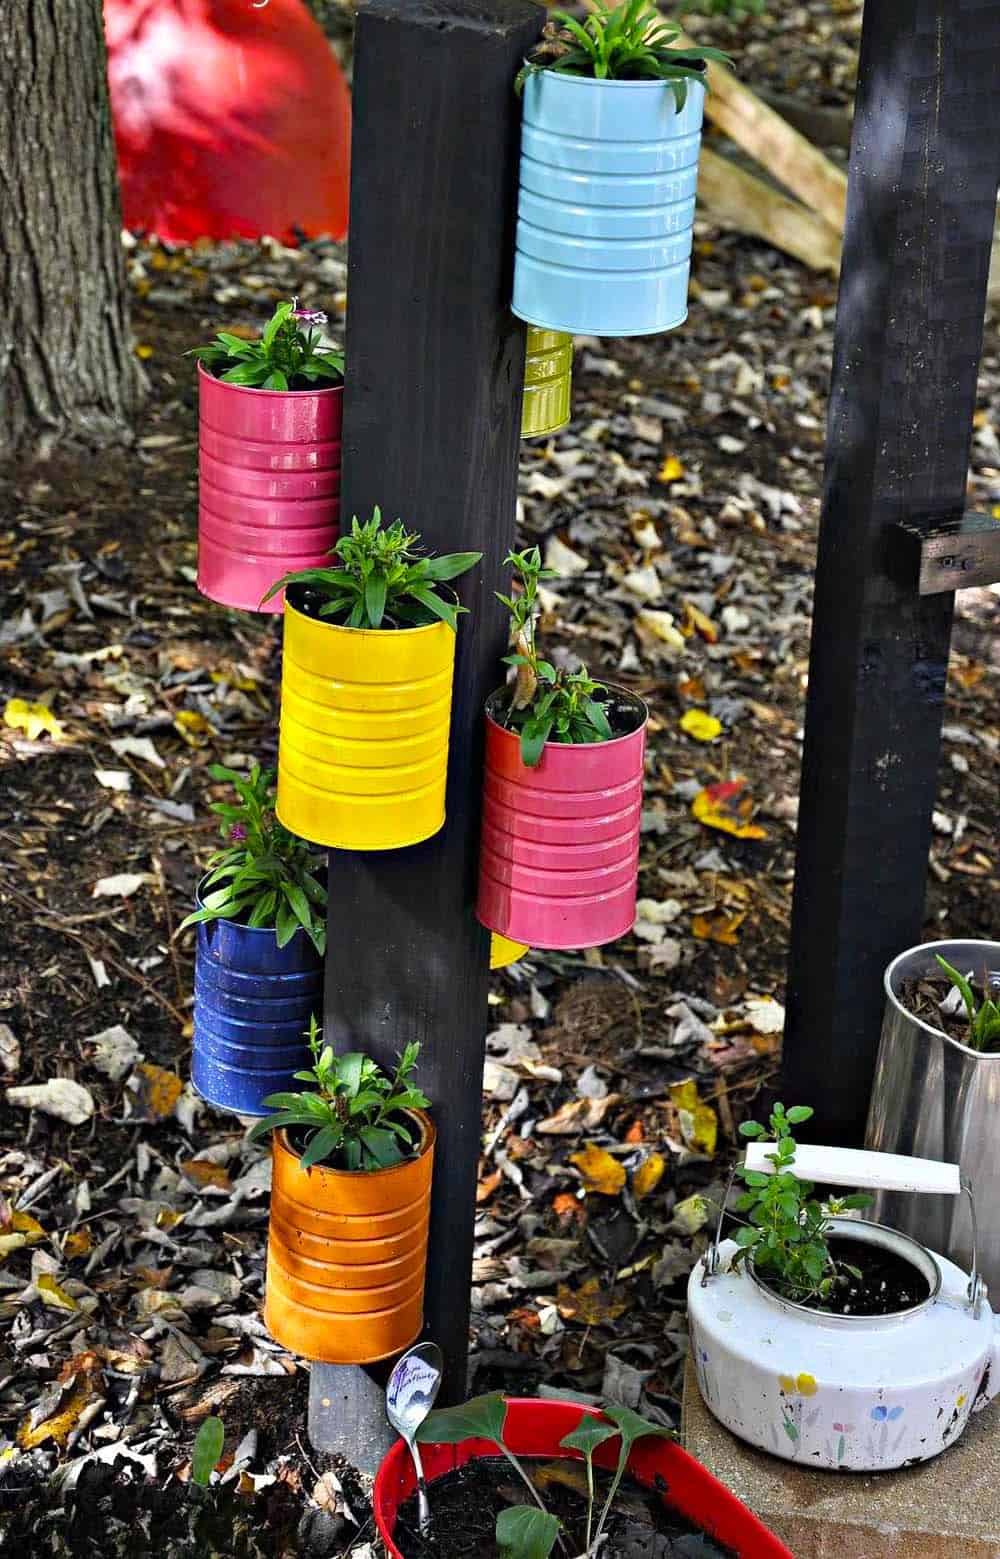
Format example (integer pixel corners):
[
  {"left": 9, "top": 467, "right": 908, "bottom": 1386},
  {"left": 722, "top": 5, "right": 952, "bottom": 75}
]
[{"left": 744, "top": 1142, "right": 961, "bottom": 1197}]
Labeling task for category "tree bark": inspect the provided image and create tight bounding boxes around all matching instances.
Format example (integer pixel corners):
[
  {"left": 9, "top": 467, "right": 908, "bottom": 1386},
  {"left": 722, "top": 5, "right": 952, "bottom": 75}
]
[{"left": 0, "top": 0, "right": 143, "bottom": 455}]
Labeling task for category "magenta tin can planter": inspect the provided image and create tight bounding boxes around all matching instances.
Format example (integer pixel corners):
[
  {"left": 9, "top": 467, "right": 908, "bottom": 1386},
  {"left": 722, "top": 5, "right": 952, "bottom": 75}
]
[
  {"left": 476, "top": 687, "right": 647, "bottom": 950},
  {"left": 196, "top": 362, "right": 343, "bottom": 613}
]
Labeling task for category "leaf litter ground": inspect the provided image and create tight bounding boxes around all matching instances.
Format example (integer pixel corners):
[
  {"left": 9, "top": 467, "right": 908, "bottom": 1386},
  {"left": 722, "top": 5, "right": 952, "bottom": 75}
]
[{"left": 1, "top": 69, "right": 999, "bottom": 1559}]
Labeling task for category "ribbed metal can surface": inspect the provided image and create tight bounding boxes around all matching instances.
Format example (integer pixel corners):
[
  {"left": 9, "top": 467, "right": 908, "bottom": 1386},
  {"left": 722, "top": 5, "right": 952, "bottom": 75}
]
[
  {"left": 521, "top": 326, "right": 573, "bottom": 438},
  {"left": 512, "top": 73, "right": 705, "bottom": 337},
  {"left": 264, "top": 1114, "right": 434, "bottom": 1364},
  {"left": 191, "top": 906, "right": 321, "bottom": 1117},
  {"left": 197, "top": 362, "right": 343, "bottom": 613},
  {"left": 276, "top": 595, "right": 456, "bottom": 850},
  {"left": 476, "top": 688, "right": 647, "bottom": 949}
]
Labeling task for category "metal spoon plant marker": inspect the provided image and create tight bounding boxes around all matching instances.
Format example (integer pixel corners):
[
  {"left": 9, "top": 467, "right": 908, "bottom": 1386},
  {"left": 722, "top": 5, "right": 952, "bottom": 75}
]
[{"left": 385, "top": 1341, "right": 444, "bottom": 1536}]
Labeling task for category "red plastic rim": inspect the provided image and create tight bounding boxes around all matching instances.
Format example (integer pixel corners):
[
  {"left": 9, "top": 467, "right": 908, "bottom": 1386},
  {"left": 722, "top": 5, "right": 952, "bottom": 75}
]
[{"left": 373, "top": 1397, "right": 793, "bottom": 1559}]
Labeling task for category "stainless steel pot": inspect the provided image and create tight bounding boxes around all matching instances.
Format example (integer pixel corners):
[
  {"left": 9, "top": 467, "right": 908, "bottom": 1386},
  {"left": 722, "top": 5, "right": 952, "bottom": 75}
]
[{"left": 866, "top": 940, "right": 1000, "bottom": 1293}]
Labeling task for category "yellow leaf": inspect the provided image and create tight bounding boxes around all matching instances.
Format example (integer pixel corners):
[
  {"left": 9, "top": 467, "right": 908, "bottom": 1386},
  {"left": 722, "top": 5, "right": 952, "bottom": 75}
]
[
  {"left": 569, "top": 1143, "right": 626, "bottom": 1197},
  {"left": 633, "top": 1152, "right": 666, "bottom": 1200},
  {"left": 556, "top": 1276, "right": 628, "bottom": 1325},
  {"left": 657, "top": 455, "right": 685, "bottom": 484},
  {"left": 11, "top": 1210, "right": 45, "bottom": 1243},
  {"left": 135, "top": 343, "right": 154, "bottom": 360},
  {"left": 669, "top": 1080, "right": 718, "bottom": 1157},
  {"left": 37, "top": 1273, "right": 79, "bottom": 1311},
  {"left": 679, "top": 709, "right": 722, "bottom": 743},
  {"left": 181, "top": 1159, "right": 233, "bottom": 1191},
  {"left": 691, "top": 910, "right": 746, "bottom": 947},
  {"left": 173, "top": 709, "right": 212, "bottom": 747},
  {"left": 134, "top": 1062, "right": 184, "bottom": 1119},
  {"left": 16, "top": 1380, "right": 93, "bottom": 1449},
  {"left": 63, "top": 1228, "right": 93, "bottom": 1259},
  {"left": 691, "top": 779, "right": 767, "bottom": 841},
  {"left": 3, "top": 699, "right": 64, "bottom": 742},
  {"left": 680, "top": 601, "right": 719, "bottom": 643},
  {"left": 672, "top": 1191, "right": 710, "bottom": 1235}
]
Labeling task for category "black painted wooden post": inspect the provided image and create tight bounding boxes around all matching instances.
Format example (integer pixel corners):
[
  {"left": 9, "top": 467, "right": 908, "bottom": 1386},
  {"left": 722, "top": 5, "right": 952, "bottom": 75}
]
[
  {"left": 783, "top": 0, "right": 1000, "bottom": 1142},
  {"left": 307, "top": 0, "right": 544, "bottom": 1468}
]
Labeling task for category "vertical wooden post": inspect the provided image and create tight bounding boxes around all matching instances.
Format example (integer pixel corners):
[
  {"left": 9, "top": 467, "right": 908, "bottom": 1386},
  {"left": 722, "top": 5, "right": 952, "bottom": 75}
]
[
  {"left": 307, "top": 0, "right": 543, "bottom": 1468},
  {"left": 783, "top": 1, "right": 1000, "bottom": 1142}
]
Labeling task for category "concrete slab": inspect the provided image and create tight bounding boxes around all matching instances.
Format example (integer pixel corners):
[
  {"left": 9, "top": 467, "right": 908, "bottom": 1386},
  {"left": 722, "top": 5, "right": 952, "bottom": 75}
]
[{"left": 681, "top": 1358, "right": 1000, "bottom": 1557}]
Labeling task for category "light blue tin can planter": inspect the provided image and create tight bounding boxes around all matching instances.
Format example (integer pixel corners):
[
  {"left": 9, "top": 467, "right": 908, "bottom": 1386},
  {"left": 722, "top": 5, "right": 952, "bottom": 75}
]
[
  {"left": 191, "top": 896, "right": 322, "bottom": 1117},
  {"left": 512, "top": 71, "right": 705, "bottom": 338}
]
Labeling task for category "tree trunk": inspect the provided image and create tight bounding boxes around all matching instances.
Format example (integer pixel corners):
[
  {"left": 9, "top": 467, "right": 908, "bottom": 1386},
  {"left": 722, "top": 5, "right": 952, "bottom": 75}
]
[{"left": 0, "top": 0, "right": 143, "bottom": 456}]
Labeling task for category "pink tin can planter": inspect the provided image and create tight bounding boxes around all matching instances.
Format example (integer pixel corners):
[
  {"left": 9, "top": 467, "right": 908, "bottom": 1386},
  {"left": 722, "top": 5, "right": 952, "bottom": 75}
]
[
  {"left": 476, "top": 686, "right": 647, "bottom": 950},
  {"left": 196, "top": 361, "right": 343, "bottom": 613}
]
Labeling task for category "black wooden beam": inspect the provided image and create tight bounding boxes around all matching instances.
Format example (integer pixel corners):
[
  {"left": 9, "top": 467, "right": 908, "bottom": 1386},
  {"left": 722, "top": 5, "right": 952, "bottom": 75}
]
[
  {"left": 782, "top": 0, "right": 1000, "bottom": 1142},
  {"left": 309, "top": 0, "right": 544, "bottom": 1465}
]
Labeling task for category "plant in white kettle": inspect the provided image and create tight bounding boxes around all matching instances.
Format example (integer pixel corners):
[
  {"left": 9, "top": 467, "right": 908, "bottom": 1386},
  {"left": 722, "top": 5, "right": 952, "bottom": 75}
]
[{"left": 688, "top": 1109, "right": 1000, "bottom": 1471}]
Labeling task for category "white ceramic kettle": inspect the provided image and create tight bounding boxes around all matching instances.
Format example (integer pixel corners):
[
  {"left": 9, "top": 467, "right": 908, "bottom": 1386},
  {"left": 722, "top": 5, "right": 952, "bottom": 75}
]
[{"left": 687, "top": 1145, "right": 1000, "bottom": 1471}]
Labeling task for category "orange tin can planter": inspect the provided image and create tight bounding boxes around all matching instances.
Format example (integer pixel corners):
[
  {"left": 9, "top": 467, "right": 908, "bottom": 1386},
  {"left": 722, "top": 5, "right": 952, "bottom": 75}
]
[
  {"left": 276, "top": 591, "right": 457, "bottom": 851},
  {"left": 264, "top": 1109, "right": 435, "bottom": 1365}
]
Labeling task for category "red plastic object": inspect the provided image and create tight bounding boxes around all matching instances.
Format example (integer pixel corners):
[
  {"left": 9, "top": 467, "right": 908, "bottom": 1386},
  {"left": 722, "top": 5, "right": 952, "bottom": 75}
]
[
  {"left": 197, "top": 362, "right": 342, "bottom": 612},
  {"left": 104, "top": 0, "right": 350, "bottom": 244},
  {"left": 476, "top": 695, "right": 646, "bottom": 950},
  {"left": 374, "top": 1398, "right": 793, "bottom": 1559}
]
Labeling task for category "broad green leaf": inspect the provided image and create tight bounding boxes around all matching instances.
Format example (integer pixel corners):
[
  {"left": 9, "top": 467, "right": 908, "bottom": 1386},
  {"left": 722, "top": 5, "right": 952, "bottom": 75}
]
[
  {"left": 559, "top": 1416, "right": 618, "bottom": 1460},
  {"left": 417, "top": 1391, "right": 508, "bottom": 1447},
  {"left": 191, "top": 1416, "right": 224, "bottom": 1487},
  {"left": 495, "top": 1505, "right": 560, "bottom": 1559}
]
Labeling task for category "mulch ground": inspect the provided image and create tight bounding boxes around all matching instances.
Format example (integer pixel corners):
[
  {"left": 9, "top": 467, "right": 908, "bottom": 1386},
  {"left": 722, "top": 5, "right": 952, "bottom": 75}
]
[{"left": 1, "top": 9, "right": 998, "bottom": 1551}]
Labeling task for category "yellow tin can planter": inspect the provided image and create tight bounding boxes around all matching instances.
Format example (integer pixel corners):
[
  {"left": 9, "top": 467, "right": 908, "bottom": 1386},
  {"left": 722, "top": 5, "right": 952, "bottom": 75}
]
[
  {"left": 490, "top": 933, "right": 530, "bottom": 970},
  {"left": 276, "top": 595, "right": 456, "bottom": 850},
  {"left": 521, "top": 327, "right": 573, "bottom": 439}
]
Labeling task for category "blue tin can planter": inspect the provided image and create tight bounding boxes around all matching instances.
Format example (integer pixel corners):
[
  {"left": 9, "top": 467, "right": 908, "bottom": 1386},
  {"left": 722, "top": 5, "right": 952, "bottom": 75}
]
[
  {"left": 191, "top": 907, "right": 322, "bottom": 1117},
  {"left": 512, "top": 72, "right": 705, "bottom": 338}
]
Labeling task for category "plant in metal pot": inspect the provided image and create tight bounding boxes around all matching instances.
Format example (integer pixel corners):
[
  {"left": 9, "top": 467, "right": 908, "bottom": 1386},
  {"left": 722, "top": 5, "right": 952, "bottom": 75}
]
[
  {"left": 378, "top": 1394, "right": 790, "bottom": 1556},
  {"left": 689, "top": 1114, "right": 1000, "bottom": 1472},
  {"left": 933, "top": 954, "right": 1000, "bottom": 1052},
  {"left": 248, "top": 1015, "right": 429, "bottom": 1171},
  {"left": 190, "top": 299, "right": 346, "bottom": 613},
  {"left": 516, "top": 3, "right": 731, "bottom": 102},
  {"left": 867, "top": 938, "right": 1000, "bottom": 1295},
  {"left": 264, "top": 509, "right": 483, "bottom": 851},
  {"left": 189, "top": 297, "right": 344, "bottom": 391},
  {"left": 511, "top": 2, "right": 732, "bottom": 336},
  {"left": 732, "top": 1103, "right": 872, "bottom": 1306},
  {"left": 179, "top": 764, "right": 326, "bottom": 1117},
  {"left": 476, "top": 548, "right": 647, "bottom": 951},
  {"left": 252, "top": 1018, "right": 436, "bottom": 1365}
]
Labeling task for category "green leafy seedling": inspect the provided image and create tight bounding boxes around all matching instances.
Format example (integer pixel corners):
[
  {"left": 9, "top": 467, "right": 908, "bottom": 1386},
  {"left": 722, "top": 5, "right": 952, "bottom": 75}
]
[
  {"left": 248, "top": 1017, "right": 429, "bottom": 1172},
  {"left": 935, "top": 955, "right": 1000, "bottom": 1052},
  {"left": 178, "top": 763, "right": 327, "bottom": 956},
  {"left": 734, "top": 1103, "right": 871, "bottom": 1304},
  {"left": 497, "top": 547, "right": 617, "bottom": 768},
  {"left": 517, "top": 1, "right": 733, "bottom": 108},
  {"left": 191, "top": 1415, "right": 224, "bottom": 1488},
  {"left": 188, "top": 299, "right": 343, "bottom": 391},
  {"left": 263, "top": 506, "right": 481, "bottom": 631}
]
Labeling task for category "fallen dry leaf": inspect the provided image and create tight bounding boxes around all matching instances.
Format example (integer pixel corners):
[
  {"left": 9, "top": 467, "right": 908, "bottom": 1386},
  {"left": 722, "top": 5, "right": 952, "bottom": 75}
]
[
  {"left": 92, "top": 872, "right": 154, "bottom": 899},
  {"left": 7, "top": 1077, "right": 94, "bottom": 1125},
  {"left": 3, "top": 698, "right": 64, "bottom": 741},
  {"left": 691, "top": 909, "right": 747, "bottom": 947},
  {"left": 632, "top": 1152, "right": 666, "bottom": 1200},
  {"left": 181, "top": 1159, "right": 233, "bottom": 1192},
  {"left": 679, "top": 709, "right": 723, "bottom": 743},
  {"left": 130, "top": 1063, "right": 184, "bottom": 1119},
  {"left": 691, "top": 779, "right": 768, "bottom": 841},
  {"left": 37, "top": 1273, "right": 80, "bottom": 1312},
  {"left": 569, "top": 1143, "right": 626, "bottom": 1196},
  {"left": 556, "top": 1277, "right": 628, "bottom": 1326},
  {"left": 668, "top": 1080, "right": 718, "bottom": 1157},
  {"left": 680, "top": 601, "right": 719, "bottom": 643},
  {"left": 657, "top": 455, "right": 684, "bottom": 484},
  {"left": 537, "top": 1095, "right": 618, "bottom": 1135}
]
